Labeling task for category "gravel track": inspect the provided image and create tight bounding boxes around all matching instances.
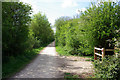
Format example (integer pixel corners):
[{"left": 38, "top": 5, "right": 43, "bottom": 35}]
[{"left": 12, "top": 41, "right": 94, "bottom": 78}]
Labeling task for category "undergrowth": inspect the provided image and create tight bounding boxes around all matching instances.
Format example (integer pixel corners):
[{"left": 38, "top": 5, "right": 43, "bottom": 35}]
[{"left": 2, "top": 47, "right": 44, "bottom": 78}]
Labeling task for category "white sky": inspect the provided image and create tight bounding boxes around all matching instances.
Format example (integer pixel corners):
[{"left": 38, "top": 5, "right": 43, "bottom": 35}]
[
  {"left": 19, "top": 0, "right": 119, "bottom": 33},
  {"left": 20, "top": 0, "right": 92, "bottom": 25}
]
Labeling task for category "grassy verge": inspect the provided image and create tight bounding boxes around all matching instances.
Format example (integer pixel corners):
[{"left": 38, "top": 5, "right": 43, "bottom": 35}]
[
  {"left": 56, "top": 46, "right": 72, "bottom": 56},
  {"left": 56, "top": 46, "right": 93, "bottom": 60},
  {"left": 2, "top": 47, "right": 44, "bottom": 78}
]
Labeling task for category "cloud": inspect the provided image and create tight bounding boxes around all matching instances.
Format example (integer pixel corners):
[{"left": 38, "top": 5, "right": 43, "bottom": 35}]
[
  {"left": 76, "top": 8, "right": 87, "bottom": 14},
  {"left": 61, "top": 0, "right": 78, "bottom": 8}
]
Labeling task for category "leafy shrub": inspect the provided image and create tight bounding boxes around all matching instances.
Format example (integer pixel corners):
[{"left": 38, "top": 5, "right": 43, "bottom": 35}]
[
  {"left": 55, "top": 0, "right": 120, "bottom": 56},
  {"left": 93, "top": 55, "right": 120, "bottom": 79},
  {"left": 81, "top": 1, "right": 120, "bottom": 50}
]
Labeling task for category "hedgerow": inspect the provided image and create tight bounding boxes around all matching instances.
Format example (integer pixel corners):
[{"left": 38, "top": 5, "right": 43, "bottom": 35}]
[{"left": 55, "top": 0, "right": 120, "bottom": 56}]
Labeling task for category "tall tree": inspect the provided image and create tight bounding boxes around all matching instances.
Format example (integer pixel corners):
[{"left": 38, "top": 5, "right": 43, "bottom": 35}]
[
  {"left": 30, "top": 12, "right": 54, "bottom": 48},
  {"left": 2, "top": 2, "right": 32, "bottom": 57}
]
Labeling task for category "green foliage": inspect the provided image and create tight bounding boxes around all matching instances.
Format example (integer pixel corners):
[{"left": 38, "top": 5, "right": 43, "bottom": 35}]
[
  {"left": 55, "top": 16, "right": 92, "bottom": 56},
  {"left": 82, "top": 1, "right": 120, "bottom": 49},
  {"left": 2, "top": 2, "right": 54, "bottom": 61},
  {"left": 55, "top": 0, "right": 120, "bottom": 56},
  {"left": 2, "top": 2, "right": 32, "bottom": 58},
  {"left": 93, "top": 55, "right": 120, "bottom": 79},
  {"left": 55, "top": 16, "right": 71, "bottom": 46},
  {"left": 78, "top": 1, "right": 120, "bottom": 55},
  {"left": 2, "top": 47, "right": 44, "bottom": 78},
  {"left": 30, "top": 12, "right": 54, "bottom": 48},
  {"left": 56, "top": 46, "right": 72, "bottom": 56},
  {"left": 64, "top": 73, "right": 80, "bottom": 80},
  {"left": 2, "top": 2, "right": 55, "bottom": 78}
]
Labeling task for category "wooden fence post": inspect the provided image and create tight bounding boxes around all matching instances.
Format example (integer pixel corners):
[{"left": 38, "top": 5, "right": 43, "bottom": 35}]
[
  {"left": 94, "top": 47, "right": 97, "bottom": 60},
  {"left": 102, "top": 48, "right": 105, "bottom": 61}
]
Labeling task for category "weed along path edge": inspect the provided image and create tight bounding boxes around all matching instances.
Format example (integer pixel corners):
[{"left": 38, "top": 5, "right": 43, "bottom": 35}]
[{"left": 12, "top": 41, "right": 94, "bottom": 78}]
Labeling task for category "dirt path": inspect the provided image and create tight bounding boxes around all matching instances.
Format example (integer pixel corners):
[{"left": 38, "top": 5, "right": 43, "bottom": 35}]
[{"left": 12, "top": 41, "right": 94, "bottom": 78}]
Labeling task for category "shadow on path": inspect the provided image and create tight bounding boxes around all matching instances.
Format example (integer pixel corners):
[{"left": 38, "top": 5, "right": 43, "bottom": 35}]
[{"left": 10, "top": 41, "right": 93, "bottom": 78}]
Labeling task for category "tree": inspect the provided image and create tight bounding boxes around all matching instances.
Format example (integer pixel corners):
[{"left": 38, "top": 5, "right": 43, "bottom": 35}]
[
  {"left": 2, "top": 2, "right": 32, "bottom": 58},
  {"left": 30, "top": 12, "right": 54, "bottom": 48}
]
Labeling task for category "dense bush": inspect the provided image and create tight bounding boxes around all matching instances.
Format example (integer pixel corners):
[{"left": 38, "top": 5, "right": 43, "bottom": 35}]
[
  {"left": 2, "top": 2, "right": 32, "bottom": 58},
  {"left": 55, "top": 0, "right": 120, "bottom": 56},
  {"left": 30, "top": 12, "right": 54, "bottom": 48},
  {"left": 93, "top": 55, "right": 120, "bottom": 78},
  {"left": 55, "top": 17, "right": 82, "bottom": 55},
  {"left": 81, "top": 1, "right": 120, "bottom": 50}
]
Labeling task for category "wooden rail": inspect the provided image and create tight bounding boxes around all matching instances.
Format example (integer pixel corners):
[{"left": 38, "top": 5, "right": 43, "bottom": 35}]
[
  {"left": 94, "top": 47, "right": 117, "bottom": 61},
  {"left": 94, "top": 47, "right": 105, "bottom": 61}
]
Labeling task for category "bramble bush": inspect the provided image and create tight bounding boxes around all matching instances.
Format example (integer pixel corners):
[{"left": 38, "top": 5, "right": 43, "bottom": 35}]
[{"left": 93, "top": 55, "right": 120, "bottom": 79}]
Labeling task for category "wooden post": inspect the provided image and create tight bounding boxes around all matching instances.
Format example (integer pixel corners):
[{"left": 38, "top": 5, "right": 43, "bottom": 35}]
[
  {"left": 94, "top": 47, "right": 97, "bottom": 60},
  {"left": 102, "top": 48, "right": 105, "bottom": 61}
]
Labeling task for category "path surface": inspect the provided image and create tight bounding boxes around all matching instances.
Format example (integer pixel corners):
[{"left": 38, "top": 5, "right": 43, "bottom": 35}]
[{"left": 12, "top": 41, "right": 94, "bottom": 78}]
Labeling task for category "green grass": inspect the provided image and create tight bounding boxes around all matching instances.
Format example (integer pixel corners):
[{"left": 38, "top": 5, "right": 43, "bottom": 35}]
[
  {"left": 56, "top": 46, "right": 72, "bottom": 56},
  {"left": 2, "top": 47, "right": 44, "bottom": 78},
  {"left": 56, "top": 46, "right": 93, "bottom": 59},
  {"left": 64, "top": 73, "right": 82, "bottom": 80}
]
